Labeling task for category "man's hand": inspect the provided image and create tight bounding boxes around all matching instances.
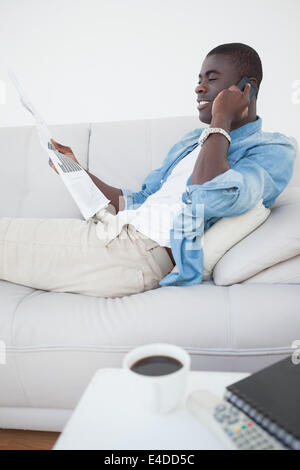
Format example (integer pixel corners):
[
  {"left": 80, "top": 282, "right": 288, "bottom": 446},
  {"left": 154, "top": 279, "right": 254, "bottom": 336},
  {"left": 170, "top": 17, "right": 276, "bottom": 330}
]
[
  {"left": 211, "top": 82, "right": 251, "bottom": 125},
  {"left": 48, "top": 138, "right": 79, "bottom": 174}
]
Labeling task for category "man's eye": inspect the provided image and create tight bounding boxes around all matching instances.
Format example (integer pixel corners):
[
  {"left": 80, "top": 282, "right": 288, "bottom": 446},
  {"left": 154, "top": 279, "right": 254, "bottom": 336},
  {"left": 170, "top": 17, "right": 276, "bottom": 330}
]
[{"left": 198, "top": 78, "right": 217, "bottom": 84}]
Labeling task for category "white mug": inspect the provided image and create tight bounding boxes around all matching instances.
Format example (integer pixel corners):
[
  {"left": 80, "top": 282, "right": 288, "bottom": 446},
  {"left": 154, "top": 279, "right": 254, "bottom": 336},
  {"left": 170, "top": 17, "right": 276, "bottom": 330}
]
[{"left": 122, "top": 343, "right": 191, "bottom": 414}]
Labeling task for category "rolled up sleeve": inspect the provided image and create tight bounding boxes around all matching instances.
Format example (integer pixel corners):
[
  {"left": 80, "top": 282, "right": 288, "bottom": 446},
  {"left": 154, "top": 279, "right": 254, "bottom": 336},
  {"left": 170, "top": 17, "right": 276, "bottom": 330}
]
[
  {"left": 186, "top": 138, "right": 296, "bottom": 219},
  {"left": 187, "top": 164, "right": 264, "bottom": 219},
  {"left": 120, "top": 188, "right": 147, "bottom": 211}
]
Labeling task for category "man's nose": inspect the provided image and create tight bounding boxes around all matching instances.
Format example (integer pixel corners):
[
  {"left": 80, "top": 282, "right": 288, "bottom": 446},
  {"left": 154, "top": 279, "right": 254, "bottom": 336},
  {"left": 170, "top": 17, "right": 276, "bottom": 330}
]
[{"left": 195, "top": 82, "right": 208, "bottom": 95}]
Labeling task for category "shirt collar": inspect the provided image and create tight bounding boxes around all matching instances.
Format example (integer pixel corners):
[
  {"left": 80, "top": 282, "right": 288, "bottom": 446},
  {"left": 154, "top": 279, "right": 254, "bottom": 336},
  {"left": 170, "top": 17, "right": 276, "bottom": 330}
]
[
  {"left": 181, "top": 115, "right": 262, "bottom": 157},
  {"left": 229, "top": 115, "right": 262, "bottom": 140}
]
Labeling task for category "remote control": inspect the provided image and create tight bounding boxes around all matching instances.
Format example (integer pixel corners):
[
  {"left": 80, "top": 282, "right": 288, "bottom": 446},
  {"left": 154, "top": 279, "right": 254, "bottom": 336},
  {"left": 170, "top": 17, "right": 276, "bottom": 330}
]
[{"left": 186, "top": 389, "right": 287, "bottom": 450}]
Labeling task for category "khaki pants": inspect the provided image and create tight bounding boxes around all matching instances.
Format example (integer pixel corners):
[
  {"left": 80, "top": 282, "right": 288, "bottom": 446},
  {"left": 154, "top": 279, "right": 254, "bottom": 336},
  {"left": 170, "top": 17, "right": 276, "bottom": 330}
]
[{"left": 0, "top": 210, "right": 175, "bottom": 298}]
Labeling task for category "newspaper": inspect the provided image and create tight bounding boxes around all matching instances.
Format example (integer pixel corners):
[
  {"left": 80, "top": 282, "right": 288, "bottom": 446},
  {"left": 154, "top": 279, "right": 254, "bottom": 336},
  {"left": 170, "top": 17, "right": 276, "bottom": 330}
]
[{"left": 8, "top": 68, "right": 111, "bottom": 221}]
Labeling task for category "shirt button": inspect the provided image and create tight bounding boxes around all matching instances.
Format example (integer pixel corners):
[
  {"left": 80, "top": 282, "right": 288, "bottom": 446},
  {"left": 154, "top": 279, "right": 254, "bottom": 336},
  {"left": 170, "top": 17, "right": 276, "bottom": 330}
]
[{"left": 160, "top": 179, "right": 164, "bottom": 183}]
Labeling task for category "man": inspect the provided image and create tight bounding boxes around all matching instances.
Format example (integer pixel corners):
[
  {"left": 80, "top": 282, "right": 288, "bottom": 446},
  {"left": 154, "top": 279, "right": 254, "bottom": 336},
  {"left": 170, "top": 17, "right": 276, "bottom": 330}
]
[{"left": 1, "top": 43, "right": 296, "bottom": 297}]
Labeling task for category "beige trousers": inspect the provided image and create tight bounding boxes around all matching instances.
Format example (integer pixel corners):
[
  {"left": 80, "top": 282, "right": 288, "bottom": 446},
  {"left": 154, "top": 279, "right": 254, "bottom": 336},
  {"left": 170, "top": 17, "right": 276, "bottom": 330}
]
[{"left": 0, "top": 210, "right": 175, "bottom": 298}]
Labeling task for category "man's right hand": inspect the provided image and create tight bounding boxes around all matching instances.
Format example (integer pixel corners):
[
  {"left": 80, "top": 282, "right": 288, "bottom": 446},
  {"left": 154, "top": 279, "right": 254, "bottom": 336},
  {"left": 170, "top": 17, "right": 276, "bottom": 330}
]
[{"left": 48, "top": 138, "right": 79, "bottom": 174}]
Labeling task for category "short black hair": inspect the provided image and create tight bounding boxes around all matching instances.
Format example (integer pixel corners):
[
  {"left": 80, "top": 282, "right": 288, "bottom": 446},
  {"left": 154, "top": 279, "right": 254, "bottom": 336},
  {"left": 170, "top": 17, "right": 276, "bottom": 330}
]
[{"left": 206, "top": 42, "right": 263, "bottom": 96}]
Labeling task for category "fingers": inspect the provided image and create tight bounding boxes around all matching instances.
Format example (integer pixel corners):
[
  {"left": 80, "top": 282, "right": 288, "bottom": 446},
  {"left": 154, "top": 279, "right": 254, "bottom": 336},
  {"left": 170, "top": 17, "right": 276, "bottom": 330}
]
[
  {"left": 51, "top": 138, "right": 64, "bottom": 149},
  {"left": 228, "top": 85, "right": 239, "bottom": 91},
  {"left": 50, "top": 138, "right": 59, "bottom": 147},
  {"left": 48, "top": 157, "right": 59, "bottom": 174},
  {"left": 51, "top": 138, "right": 69, "bottom": 149},
  {"left": 50, "top": 138, "right": 73, "bottom": 156},
  {"left": 243, "top": 82, "right": 251, "bottom": 98}
]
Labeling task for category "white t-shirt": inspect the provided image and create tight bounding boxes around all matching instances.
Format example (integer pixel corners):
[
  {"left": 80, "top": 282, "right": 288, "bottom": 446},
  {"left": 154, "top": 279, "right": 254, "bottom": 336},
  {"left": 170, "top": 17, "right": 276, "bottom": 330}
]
[{"left": 116, "top": 144, "right": 200, "bottom": 248}]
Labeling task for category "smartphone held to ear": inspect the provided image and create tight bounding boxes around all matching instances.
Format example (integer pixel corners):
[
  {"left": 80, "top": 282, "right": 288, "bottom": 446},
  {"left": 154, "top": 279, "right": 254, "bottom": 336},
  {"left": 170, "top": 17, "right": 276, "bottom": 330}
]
[{"left": 236, "top": 76, "right": 258, "bottom": 100}]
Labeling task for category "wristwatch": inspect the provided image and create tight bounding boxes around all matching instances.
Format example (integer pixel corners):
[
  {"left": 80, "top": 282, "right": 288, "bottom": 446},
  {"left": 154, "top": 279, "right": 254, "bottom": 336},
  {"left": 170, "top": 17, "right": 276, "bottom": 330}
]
[{"left": 198, "top": 127, "right": 231, "bottom": 146}]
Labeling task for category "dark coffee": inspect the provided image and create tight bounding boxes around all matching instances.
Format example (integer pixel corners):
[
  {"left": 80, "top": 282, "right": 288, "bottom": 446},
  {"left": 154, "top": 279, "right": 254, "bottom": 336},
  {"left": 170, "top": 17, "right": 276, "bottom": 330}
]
[{"left": 130, "top": 355, "right": 183, "bottom": 376}]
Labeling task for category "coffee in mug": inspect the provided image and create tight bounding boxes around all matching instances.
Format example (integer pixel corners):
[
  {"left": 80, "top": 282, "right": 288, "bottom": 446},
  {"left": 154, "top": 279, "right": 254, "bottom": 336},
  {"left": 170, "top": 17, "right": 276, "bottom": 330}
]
[
  {"left": 123, "top": 343, "right": 191, "bottom": 414},
  {"left": 130, "top": 355, "right": 183, "bottom": 376}
]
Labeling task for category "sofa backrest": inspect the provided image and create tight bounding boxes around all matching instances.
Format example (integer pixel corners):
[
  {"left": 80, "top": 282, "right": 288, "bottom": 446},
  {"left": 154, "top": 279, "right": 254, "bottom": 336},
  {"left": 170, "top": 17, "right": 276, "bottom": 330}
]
[
  {"left": 0, "top": 123, "right": 90, "bottom": 218},
  {"left": 0, "top": 116, "right": 299, "bottom": 218}
]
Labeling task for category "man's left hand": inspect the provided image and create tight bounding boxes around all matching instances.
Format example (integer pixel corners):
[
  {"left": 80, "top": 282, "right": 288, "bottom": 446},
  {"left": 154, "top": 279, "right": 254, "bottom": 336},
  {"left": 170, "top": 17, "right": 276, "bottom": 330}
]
[{"left": 212, "top": 82, "right": 251, "bottom": 124}]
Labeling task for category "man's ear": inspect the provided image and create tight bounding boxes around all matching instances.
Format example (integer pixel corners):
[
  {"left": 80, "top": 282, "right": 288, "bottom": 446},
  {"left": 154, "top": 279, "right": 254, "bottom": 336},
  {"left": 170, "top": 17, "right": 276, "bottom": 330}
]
[
  {"left": 249, "top": 77, "right": 258, "bottom": 88},
  {"left": 249, "top": 77, "right": 259, "bottom": 100}
]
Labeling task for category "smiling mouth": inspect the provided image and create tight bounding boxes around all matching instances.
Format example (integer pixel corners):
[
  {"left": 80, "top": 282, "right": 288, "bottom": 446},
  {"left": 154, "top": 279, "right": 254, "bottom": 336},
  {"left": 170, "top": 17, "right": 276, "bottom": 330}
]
[{"left": 197, "top": 101, "right": 211, "bottom": 110}]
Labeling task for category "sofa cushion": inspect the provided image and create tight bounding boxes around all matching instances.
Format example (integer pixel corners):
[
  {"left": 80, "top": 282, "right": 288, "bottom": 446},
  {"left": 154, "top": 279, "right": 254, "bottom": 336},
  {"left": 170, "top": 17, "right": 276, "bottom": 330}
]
[
  {"left": 241, "top": 254, "right": 300, "bottom": 284},
  {"left": 170, "top": 199, "right": 270, "bottom": 280},
  {"left": 213, "top": 187, "right": 300, "bottom": 286},
  {"left": 201, "top": 199, "right": 270, "bottom": 280}
]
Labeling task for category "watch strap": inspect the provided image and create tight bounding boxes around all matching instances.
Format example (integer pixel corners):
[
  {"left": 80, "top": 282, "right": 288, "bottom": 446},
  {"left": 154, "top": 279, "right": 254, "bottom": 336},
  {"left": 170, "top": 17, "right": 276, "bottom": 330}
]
[{"left": 198, "top": 127, "right": 231, "bottom": 145}]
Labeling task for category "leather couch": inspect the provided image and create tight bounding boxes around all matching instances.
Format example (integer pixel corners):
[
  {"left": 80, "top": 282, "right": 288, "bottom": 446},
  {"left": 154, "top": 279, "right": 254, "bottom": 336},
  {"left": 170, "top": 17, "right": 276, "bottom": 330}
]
[{"left": 0, "top": 115, "right": 299, "bottom": 431}]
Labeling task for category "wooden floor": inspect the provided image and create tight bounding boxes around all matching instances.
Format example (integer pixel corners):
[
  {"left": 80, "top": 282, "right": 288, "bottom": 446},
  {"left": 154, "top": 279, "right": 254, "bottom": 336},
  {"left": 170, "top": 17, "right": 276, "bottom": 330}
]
[{"left": 0, "top": 429, "right": 61, "bottom": 450}]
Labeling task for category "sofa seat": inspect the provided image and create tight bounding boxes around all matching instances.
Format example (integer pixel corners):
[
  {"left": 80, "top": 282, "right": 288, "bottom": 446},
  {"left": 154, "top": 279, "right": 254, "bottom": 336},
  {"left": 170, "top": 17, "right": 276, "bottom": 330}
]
[{"left": 0, "top": 278, "right": 299, "bottom": 430}]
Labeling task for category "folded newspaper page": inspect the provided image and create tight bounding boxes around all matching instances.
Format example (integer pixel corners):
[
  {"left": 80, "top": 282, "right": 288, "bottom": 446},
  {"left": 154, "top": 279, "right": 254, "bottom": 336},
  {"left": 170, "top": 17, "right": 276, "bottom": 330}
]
[{"left": 8, "top": 68, "right": 111, "bottom": 220}]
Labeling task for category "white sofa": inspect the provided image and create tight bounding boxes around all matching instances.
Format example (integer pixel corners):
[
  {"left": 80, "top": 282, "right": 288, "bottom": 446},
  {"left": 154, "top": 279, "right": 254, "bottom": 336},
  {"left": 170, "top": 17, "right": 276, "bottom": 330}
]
[{"left": 0, "top": 115, "right": 299, "bottom": 432}]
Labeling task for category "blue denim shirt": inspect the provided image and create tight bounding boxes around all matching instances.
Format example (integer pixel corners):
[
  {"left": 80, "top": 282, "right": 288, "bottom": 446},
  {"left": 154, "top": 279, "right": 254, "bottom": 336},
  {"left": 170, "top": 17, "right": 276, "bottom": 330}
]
[{"left": 121, "top": 116, "right": 296, "bottom": 287}]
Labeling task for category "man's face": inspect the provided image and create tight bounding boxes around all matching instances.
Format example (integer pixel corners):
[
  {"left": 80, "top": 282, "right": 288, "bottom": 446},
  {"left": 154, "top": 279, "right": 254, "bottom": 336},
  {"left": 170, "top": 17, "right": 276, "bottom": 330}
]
[{"left": 195, "top": 54, "right": 242, "bottom": 124}]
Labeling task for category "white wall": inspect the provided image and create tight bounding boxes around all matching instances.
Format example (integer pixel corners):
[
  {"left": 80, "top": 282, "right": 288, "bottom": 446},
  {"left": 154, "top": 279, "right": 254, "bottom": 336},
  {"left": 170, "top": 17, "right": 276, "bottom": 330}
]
[{"left": 0, "top": 0, "right": 299, "bottom": 143}]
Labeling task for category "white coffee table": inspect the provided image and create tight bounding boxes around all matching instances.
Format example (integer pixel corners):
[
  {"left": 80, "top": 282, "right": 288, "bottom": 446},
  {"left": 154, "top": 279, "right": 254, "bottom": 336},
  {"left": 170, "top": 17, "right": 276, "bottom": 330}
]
[{"left": 53, "top": 368, "right": 250, "bottom": 450}]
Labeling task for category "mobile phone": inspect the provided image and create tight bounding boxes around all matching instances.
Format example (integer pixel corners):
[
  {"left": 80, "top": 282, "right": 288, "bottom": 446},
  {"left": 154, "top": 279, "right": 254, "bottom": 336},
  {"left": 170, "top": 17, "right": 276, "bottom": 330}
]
[{"left": 236, "top": 76, "right": 258, "bottom": 100}]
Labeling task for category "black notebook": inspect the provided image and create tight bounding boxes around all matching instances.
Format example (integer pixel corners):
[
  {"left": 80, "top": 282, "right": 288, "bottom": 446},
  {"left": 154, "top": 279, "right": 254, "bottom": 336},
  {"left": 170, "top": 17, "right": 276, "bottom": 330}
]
[{"left": 224, "top": 356, "right": 300, "bottom": 450}]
